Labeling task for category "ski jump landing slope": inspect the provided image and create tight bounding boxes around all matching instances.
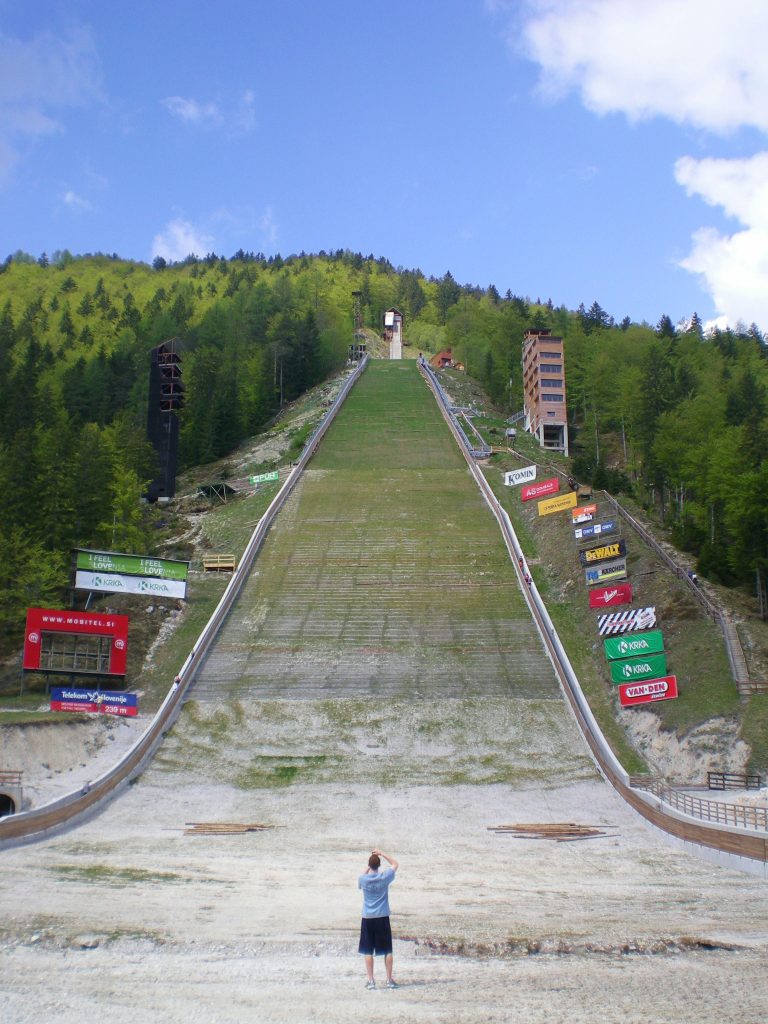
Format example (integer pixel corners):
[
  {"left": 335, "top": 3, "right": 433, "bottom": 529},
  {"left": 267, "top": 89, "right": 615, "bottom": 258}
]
[{"left": 190, "top": 360, "right": 561, "bottom": 705}]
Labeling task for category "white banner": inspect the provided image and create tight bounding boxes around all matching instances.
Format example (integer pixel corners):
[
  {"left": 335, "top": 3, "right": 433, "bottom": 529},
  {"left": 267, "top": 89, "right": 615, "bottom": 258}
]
[
  {"left": 504, "top": 465, "right": 537, "bottom": 487},
  {"left": 75, "top": 570, "right": 187, "bottom": 600}
]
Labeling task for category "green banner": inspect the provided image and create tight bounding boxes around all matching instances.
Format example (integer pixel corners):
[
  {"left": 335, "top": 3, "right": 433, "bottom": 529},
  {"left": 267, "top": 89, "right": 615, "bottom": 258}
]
[
  {"left": 249, "top": 470, "right": 279, "bottom": 484},
  {"left": 604, "top": 629, "right": 664, "bottom": 661},
  {"left": 610, "top": 653, "right": 667, "bottom": 684},
  {"left": 75, "top": 549, "right": 189, "bottom": 581}
]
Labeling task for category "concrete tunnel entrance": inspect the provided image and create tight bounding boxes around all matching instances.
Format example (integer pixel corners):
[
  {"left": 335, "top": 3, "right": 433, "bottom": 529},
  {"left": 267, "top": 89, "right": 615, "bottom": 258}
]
[{"left": 0, "top": 793, "right": 16, "bottom": 817}]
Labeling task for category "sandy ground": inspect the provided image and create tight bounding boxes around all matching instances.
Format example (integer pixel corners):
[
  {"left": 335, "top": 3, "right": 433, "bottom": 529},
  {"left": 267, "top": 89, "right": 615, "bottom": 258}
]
[{"left": 2, "top": 755, "right": 768, "bottom": 1023}]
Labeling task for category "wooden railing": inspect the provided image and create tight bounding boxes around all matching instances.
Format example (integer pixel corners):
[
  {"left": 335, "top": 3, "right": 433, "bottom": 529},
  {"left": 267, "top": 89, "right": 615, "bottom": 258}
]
[
  {"left": 707, "top": 771, "right": 762, "bottom": 791},
  {"left": 637, "top": 779, "right": 767, "bottom": 830}
]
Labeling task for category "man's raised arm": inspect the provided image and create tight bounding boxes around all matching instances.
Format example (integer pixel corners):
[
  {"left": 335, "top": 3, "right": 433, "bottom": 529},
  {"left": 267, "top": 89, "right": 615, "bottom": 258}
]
[{"left": 373, "top": 848, "right": 398, "bottom": 871}]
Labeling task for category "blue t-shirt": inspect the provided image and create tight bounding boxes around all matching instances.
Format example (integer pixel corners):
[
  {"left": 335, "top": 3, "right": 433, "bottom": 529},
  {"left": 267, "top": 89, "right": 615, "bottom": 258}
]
[{"left": 358, "top": 867, "right": 395, "bottom": 918}]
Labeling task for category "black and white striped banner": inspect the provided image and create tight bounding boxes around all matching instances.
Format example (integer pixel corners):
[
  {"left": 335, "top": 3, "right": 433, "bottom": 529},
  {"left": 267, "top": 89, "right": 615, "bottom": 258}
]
[{"left": 597, "top": 606, "right": 657, "bottom": 636}]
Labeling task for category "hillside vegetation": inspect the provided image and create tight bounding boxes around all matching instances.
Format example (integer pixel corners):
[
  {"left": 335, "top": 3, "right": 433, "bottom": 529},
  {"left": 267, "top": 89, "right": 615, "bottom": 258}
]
[{"left": 1, "top": 248, "right": 767, "bottom": 656}]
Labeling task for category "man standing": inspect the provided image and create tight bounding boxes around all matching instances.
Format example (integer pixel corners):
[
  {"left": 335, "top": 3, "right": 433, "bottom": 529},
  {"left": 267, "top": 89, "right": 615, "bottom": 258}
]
[{"left": 358, "top": 847, "right": 399, "bottom": 990}]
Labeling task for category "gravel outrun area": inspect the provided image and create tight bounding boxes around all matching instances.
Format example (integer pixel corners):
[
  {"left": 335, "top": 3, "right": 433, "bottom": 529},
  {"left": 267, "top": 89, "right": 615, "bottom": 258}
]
[{"left": 2, "top": 702, "right": 768, "bottom": 1024}]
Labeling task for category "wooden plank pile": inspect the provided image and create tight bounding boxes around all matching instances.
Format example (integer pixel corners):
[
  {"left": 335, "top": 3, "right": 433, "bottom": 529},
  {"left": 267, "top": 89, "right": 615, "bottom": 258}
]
[
  {"left": 183, "top": 822, "right": 276, "bottom": 836},
  {"left": 487, "top": 822, "right": 616, "bottom": 842}
]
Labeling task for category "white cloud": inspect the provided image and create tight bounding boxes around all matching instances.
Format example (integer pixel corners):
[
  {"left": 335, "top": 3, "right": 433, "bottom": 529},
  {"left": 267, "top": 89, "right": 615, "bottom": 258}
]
[
  {"left": 521, "top": 0, "right": 768, "bottom": 133},
  {"left": 162, "top": 96, "right": 223, "bottom": 127},
  {"left": 675, "top": 153, "right": 768, "bottom": 326},
  {"left": 235, "top": 90, "right": 257, "bottom": 134},
  {"left": 517, "top": 0, "right": 768, "bottom": 326},
  {"left": 151, "top": 218, "right": 215, "bottom": 263},
  {"left": 0, "top": 26, "right": 101, "bottom": 185},
  {"left": 162, "top": 90, "right": 256, "bottom": 134},
  {"left": 259, "top": 205, "right": 278, "bottom": 246},
  {"left": 61, "top": 188, "right": 93, "bottom": 213}
]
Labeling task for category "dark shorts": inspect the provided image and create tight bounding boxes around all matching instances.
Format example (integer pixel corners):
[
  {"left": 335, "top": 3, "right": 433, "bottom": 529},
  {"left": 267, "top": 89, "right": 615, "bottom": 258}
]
[{"left": 358, "top": 916, "right": 392, "bottom": 956}]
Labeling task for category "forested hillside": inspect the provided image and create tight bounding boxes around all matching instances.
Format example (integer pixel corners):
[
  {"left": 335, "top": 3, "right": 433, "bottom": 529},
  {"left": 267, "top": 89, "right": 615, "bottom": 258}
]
[{"left": 0, "top": 247, "right": 766, "bottom": 649}]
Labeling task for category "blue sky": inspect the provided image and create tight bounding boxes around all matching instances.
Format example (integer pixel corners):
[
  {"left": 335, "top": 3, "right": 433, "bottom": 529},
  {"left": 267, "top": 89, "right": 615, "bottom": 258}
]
[{"left": 1, "top": 0, "right": 766, "bottom": 330}]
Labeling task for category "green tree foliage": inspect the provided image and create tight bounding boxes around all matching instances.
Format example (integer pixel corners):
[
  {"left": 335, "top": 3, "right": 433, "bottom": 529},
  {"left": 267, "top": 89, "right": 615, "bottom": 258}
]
[{"left": 1, "top": 247, "right": 768, "bottom": 634}]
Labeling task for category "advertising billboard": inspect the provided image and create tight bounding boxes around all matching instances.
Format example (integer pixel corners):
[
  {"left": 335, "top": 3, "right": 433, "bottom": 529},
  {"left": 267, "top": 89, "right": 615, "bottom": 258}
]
[
  {"left": 74, "top": 570, "right": 187, "bottom": 600},
  {"left": 604, "top": 629, "right": 664, "bottom": 661},
  {"left": 597, "top": 606, "right": 657, "bottom": 636},
  {"left": 579, "top": 539, "right": 627, "bottom": 567},
  {"left": 572, "top": 503, "right": 598, "bottom": 524},
  {"left": 574, "top": 519, "right": 618, "bottom": 541},
  {"left": 609, "top": 653, "right": 668, "bottom": 684},
  {"left": 585, "top": 558, "right": 627, "bottom": 586},
  {"left": 249, "top": 470, "right": 279, "bottom": 484},
  {"left": 23, "top": 608, "right": 129, "bottom": 677},
  {"left": 619, "top": 676, "right": 678, "bottom": 707},
  {"left": 50, "top": 688, "right": 138, "bottom": 716},
  {"left": 75, "top": 550, "right": 188, "bottom": 581},
  {"left": 522, "top": 477, "right": 560, "bottom": 502},
  {"left": 589, "top": 583, "right": 633, "bottom": 609},
  {"left": 537, "top": 491, "right": 578, "bottom": 517},
  {"left": 504, "top": 465, "right": 537, "bottom": 487}
]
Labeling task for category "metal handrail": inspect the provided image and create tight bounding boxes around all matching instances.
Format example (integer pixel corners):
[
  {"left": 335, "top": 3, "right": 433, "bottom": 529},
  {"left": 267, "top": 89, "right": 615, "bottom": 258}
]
[{"left": 420, "top": 360, "right": 491, "bottom": 458}]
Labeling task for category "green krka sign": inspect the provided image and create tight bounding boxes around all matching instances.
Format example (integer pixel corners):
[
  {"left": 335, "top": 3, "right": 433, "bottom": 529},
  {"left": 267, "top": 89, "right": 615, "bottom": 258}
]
[
  {"left": 604, "top": 629, "right": 664, "bottom": 661},
  {"left": 610, "top": 653, "right": 667, "bottom": 684},
  {"left": 75, "top": 549, "right": 189, "bottom": 581}
]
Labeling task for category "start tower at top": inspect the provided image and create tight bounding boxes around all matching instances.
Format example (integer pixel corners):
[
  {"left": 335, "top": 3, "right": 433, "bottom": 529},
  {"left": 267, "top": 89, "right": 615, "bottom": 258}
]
[
  {"left": 522, "top": 329, "right": 569, "bottom": 457},
  {"left": 383, "top": 307, "right": 403, "bottom": 359}
]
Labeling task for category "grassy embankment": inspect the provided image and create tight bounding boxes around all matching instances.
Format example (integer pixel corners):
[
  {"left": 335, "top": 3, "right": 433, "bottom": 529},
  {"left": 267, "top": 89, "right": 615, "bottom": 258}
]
[{"left": 439, "top": 367, "right": 758, "bottom": 772}]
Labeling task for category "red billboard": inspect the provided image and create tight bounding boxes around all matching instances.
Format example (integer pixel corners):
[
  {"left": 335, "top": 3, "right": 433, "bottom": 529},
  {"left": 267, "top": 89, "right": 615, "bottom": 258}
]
[
  {"left": 618, "top": 675, "right": 678, "bottom": 707},
  {"left": 521, "top": 477, "right": 560, "bottom": 502},
  {"left": 589, "top": 583, "right": 633, "bottom": 609},
  {"left": 23, "top": 608, "right": 129, "bottom": 677}
]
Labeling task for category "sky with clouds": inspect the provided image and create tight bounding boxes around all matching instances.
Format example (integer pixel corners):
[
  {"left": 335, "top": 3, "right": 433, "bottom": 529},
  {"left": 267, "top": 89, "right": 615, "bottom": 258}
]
[{"left": 1, "top": 0, "right": 766, "bottom": 329}]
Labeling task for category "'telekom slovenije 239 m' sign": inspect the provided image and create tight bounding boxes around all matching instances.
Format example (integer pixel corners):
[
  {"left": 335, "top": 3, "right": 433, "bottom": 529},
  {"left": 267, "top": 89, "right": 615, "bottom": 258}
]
[{"left": 50, "top": 687, "right": 138, "bottom": 716}]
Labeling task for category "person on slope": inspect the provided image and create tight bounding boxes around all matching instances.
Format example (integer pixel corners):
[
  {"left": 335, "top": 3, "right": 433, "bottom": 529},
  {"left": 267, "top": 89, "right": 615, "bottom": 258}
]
[{"left": 358, "top": 848, "right": 399, "bottom": 990}]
